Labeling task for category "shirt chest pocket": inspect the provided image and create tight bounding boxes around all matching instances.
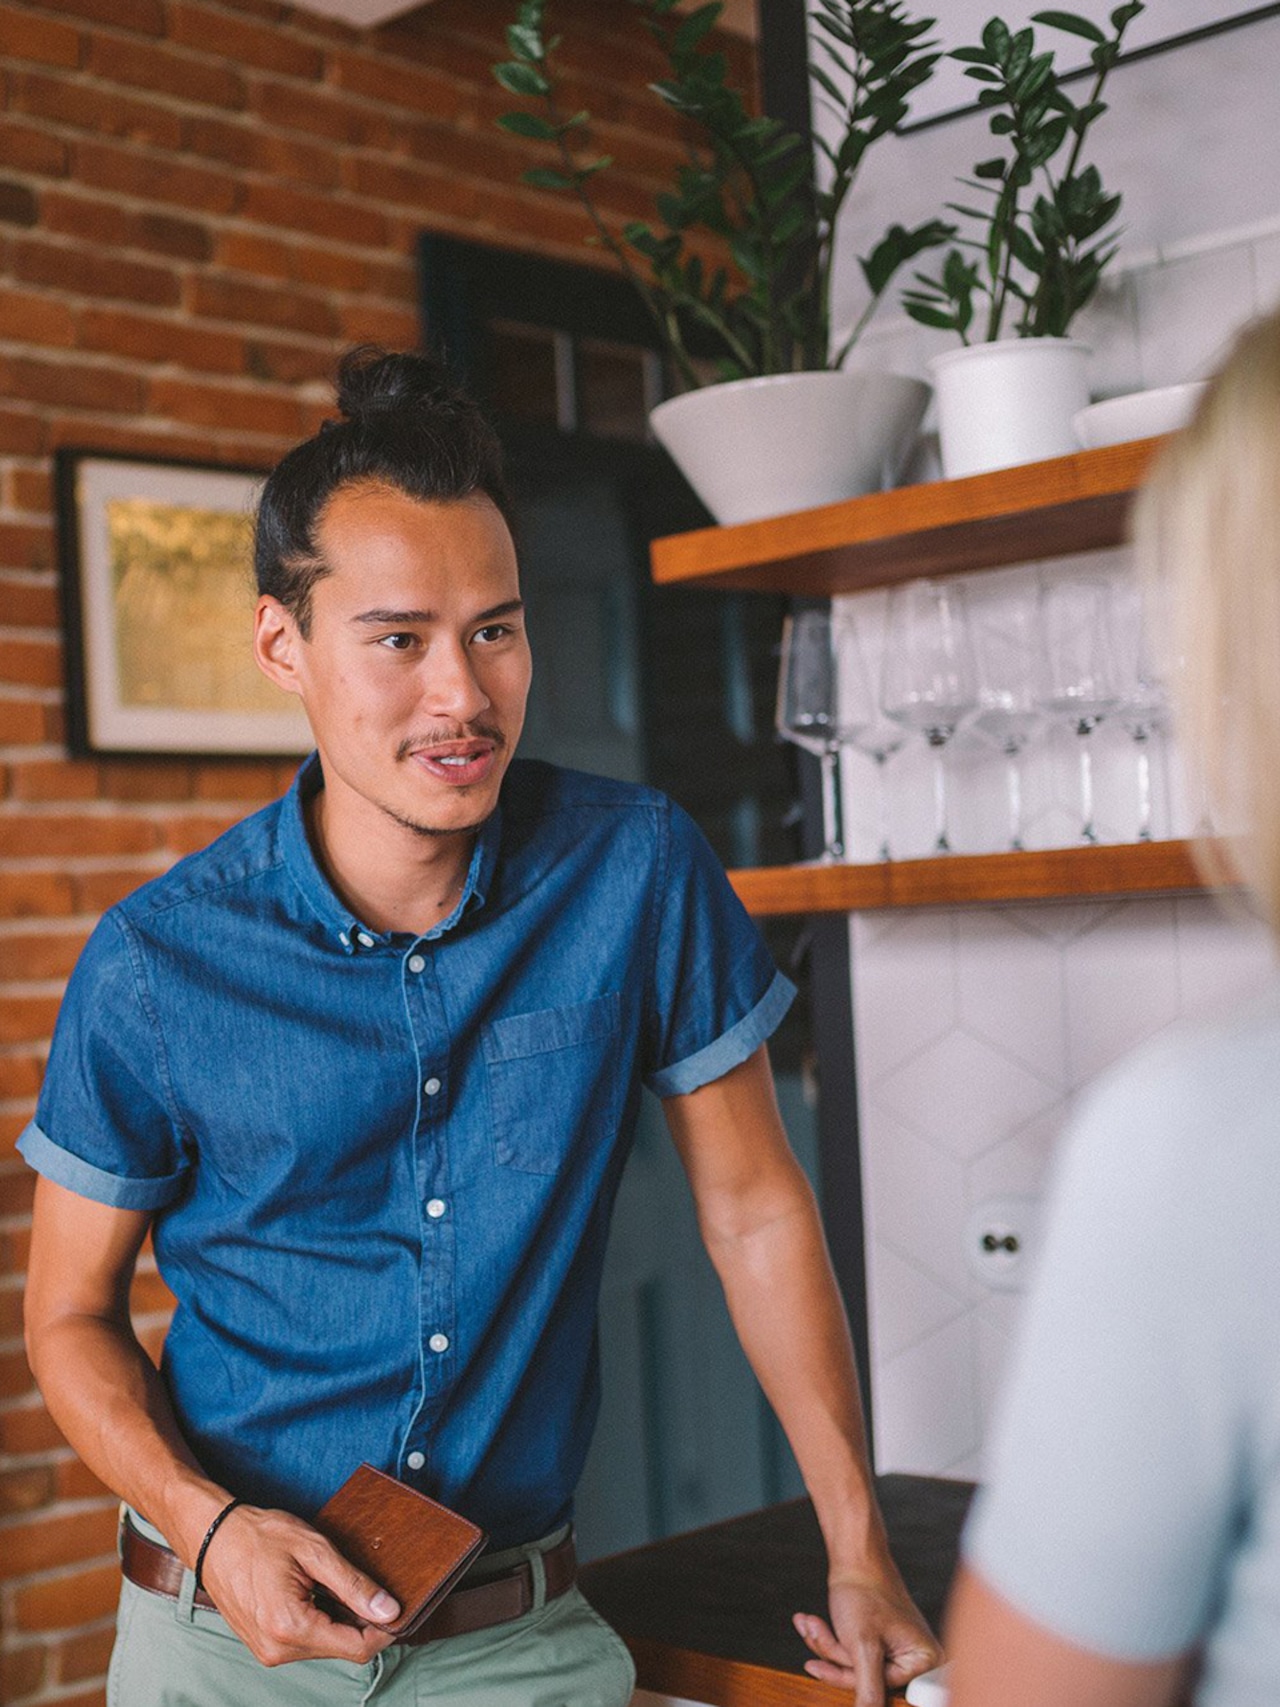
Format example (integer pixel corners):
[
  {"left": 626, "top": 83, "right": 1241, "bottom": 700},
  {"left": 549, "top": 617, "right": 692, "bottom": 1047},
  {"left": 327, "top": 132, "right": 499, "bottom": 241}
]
[{"left": 482, "top": 993, "right": 623, "bottom": 1175}]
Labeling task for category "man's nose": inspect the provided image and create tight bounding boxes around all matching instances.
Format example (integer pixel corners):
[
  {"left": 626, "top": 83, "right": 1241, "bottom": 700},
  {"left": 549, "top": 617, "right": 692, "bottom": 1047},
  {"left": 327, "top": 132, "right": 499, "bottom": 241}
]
[{"left": 424, "top": 640, "right": 490, "bottom": 722}]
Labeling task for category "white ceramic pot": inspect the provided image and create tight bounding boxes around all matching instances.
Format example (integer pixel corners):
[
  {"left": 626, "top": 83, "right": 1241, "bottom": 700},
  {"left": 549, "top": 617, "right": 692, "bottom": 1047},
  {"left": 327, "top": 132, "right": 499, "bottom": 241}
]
[
  {"left": 1073, "top": 380, "right": 1208, "bottom": 449},
  {"left": 930, "top": 337, "right": 1091, "bottom": 479},
  {"left": 648, "top": 369, "right": 930, "bottom": 526}
]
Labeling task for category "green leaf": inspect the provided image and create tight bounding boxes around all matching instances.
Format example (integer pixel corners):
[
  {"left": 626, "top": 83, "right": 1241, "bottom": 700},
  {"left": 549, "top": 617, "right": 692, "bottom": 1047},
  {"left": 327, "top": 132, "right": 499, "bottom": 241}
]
[
  {"left": 1111, "top": 2, "right": 1144, "bottom": 29},
  {"left": 973, "top": 156, "right": 1006, "bottom": 179},
  {"left": 493, "top": 61, "right": 549, "bottom": 97},
  {"left": 521, "top": 166, "right": 575, "bottom": 190},
  {"left": 505, "top": 23, "right": 543, "bottom": 60},
  {"left": 675, "top": 2, "right": 722, "bottom": 54},
  {"left": 496, "top": 110, "right": 558, "bottom": 140},
  {"left": 904, "top": 299, "right": 962, "bottom": 332},
  {"left": 860, "top": 218, "right": 955, "bottom": 295},
  {"left": 1030, "top": 10, "right": 1105, "bottom": 42},
  {"left": 952, "top": 45, "right": 996, "bottom": 64}
]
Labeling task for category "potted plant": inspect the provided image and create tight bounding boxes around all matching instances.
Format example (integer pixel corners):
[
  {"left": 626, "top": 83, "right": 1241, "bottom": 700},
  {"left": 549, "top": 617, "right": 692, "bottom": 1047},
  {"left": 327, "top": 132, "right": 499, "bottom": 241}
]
[
  {"left": 901, "top": 3, "right": 1144, "bottom": 477},
  {"left": 492, "top": 0, "right": 953, "bottom": 523}
]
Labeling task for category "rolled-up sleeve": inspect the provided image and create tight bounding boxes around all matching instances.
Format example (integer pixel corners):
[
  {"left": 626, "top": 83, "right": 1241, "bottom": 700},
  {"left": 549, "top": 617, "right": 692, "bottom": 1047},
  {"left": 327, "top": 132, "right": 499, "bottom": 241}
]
[
  {"left": 643, "top": 800, "right": 794, "bottom": 1097},
  {"left": 18, "top": 912, "right": 190, "bottom": 1209}
]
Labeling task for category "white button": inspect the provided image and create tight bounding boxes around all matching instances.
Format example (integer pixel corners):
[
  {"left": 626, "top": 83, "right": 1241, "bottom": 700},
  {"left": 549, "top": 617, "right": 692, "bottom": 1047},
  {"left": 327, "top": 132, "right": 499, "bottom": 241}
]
[
  {"left": 356, "top": 931, "right": 374, "bottom": 948},
  {"left": 423, "top": 1077, "right": 442, "bottom": 1097},
  {"left": 426, "top": 1198, "right": 447, "bottom": 1219},
  {"left": 406, "top": 1451, "right": 425, "bottom": 1470},
  {"left": 428, "top": 1332, "right": 449, "bottom": 1354},
  {"left": 408, "top": 954, "right": 425, "bottom": 974}
]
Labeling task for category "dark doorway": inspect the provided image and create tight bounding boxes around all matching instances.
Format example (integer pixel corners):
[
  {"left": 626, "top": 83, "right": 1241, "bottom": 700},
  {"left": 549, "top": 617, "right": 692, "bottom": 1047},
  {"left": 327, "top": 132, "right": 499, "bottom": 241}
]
[{"left": 419, "top": 233, "right": 821, "bottom": 1558}]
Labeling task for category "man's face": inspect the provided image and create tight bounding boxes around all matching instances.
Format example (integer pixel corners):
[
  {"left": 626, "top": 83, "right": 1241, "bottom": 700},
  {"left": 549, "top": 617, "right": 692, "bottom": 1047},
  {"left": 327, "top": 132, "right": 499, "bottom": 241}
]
[{"left": 256, "top": 483, "right": 531, "bottom": 844}]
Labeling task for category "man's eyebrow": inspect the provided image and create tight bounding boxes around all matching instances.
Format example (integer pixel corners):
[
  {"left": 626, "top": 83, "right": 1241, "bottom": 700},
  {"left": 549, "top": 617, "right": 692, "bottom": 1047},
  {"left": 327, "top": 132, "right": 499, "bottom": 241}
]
[{"left": 351, "top": 599, "right": 525, "bottom": 626}]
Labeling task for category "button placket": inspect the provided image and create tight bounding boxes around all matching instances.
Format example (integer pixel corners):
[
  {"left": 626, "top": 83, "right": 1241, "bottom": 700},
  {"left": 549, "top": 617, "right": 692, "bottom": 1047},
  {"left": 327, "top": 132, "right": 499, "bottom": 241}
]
[{"left": 400, "top": 946, "right": 455, "bottom": 1410}]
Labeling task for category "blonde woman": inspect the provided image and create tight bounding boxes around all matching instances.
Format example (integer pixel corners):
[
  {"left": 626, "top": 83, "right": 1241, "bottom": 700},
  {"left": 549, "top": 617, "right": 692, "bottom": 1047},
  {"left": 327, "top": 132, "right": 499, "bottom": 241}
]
[{"left": 945, "top": 309, "right": 1280, "bottom": 1707}]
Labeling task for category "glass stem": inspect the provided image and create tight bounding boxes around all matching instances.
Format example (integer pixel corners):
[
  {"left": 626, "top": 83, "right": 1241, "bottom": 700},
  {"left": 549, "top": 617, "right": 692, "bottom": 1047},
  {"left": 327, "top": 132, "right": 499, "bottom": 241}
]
[
  {"left": 931, "top": 739, "right": 951, "bottom": 855},
  {"left": 1134, "top": 732, "right": 1153, "bottom": 842},
  {"left": 874, "top": 753, "right": 891, "bottom": 862},
  {"left": 1078, "top": 730, "right": 1097, "bottom": 845},
  {"left": 1005, "top": 752, "right": 1024, "bottom": 852},
  {"left": 819, "top": 746, "right": 844, "bottom": 861}
]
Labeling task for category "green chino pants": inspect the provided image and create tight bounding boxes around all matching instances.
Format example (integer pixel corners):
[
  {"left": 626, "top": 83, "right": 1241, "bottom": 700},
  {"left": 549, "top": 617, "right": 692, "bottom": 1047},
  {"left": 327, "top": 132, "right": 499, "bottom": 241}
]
[{"left": 107, "top": 1526, "right": 636, "bottom": 1707}]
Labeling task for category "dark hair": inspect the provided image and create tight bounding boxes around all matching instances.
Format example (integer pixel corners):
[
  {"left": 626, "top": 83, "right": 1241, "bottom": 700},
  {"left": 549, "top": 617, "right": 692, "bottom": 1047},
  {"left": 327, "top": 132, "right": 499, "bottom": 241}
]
[{"left": 254, "top": 345, "right": 509, "bottom": 634}]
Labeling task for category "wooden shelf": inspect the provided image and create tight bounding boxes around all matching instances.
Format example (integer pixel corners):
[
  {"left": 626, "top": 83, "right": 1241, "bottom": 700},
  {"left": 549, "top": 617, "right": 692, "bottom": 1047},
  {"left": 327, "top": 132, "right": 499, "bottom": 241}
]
[
  {"left": 728, "top": 839, "right": 1208, "bottom": 915},
  {"left": 651, "top": 436, "right": 1164, "bottom": 596}
]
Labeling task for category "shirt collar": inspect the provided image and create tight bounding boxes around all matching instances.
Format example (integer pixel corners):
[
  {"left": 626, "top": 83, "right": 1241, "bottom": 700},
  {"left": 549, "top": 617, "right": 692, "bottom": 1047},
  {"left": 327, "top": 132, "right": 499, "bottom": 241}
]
[{"left": 280, "top": 752, "right": 502, "bottom": 953}]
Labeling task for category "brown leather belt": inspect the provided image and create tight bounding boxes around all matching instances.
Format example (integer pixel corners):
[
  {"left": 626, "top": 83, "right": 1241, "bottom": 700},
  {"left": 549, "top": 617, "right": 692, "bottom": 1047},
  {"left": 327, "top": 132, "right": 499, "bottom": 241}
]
[{"left": 119, "top": 1515, "right": 576, "bottom": 1645}]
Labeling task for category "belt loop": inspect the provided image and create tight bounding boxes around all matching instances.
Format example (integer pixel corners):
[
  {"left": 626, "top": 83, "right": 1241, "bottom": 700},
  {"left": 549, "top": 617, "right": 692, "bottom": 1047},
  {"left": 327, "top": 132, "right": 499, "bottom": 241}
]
[
  {"left": 528, "top": 1544, "right": 547, "bottom": 1611},
  {"left": 175, "top": 1561, "right": 199, "bottom": 1626}
]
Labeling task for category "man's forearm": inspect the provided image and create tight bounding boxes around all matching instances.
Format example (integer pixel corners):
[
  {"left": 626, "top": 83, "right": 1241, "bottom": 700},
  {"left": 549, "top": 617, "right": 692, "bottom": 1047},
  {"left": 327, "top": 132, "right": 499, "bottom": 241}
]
[
  {"left": 29, "top": 1308, "right": 231, "bottom": 1566},
  {"left": 701, "top": 1181, "right": 893, "bottom": 1577}
]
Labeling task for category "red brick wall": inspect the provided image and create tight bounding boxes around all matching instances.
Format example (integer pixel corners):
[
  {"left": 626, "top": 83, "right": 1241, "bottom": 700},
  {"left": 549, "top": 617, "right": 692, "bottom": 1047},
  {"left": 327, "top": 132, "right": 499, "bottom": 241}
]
[{"left": 0, "top": 2, "right": 752, "bottom": 1699}]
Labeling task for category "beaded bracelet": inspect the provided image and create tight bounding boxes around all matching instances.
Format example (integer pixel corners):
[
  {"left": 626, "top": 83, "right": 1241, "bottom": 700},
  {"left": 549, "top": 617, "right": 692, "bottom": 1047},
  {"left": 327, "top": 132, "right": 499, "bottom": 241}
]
[{"left": 194, "top": 1496, "right": 244, "bottom": 1594}]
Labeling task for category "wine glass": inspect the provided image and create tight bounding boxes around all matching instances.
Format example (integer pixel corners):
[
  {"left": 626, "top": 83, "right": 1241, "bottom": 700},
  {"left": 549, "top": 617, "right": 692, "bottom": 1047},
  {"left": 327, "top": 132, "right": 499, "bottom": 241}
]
[
  {"left": 838, "top": 608, "right": 904, "bottom": 861},
  {"left": 881, "top": 579, "right": 978, "bottom": 855},
  {"left": 1111, "top": 585, "right": 1169, "bottom": 842},
  {"left": 1036, "top": 578, "right": 1121, "bottom": 845},
  {"left": 968, "top": 584, "right": 1046, "bottom": 851},
  {"left": 775, "top": 609, "right": 866, "bottom": 862}
]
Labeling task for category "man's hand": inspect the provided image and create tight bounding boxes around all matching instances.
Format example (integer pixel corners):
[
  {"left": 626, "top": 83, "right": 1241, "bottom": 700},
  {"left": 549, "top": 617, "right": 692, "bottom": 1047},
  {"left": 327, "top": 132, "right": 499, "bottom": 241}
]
[
  {"left": 196, "top": 1503, "right": 401, "bottom": 1667},
  {"left": 793, "top": 1572, "right": 942, "bottom": 1705}
]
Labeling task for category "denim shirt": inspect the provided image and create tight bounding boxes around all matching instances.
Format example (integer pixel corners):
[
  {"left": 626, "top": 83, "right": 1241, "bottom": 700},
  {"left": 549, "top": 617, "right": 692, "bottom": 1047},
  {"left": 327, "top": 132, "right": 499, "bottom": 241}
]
[{"left": 20, "top": 756, "right": 792, "bottom": 1546}]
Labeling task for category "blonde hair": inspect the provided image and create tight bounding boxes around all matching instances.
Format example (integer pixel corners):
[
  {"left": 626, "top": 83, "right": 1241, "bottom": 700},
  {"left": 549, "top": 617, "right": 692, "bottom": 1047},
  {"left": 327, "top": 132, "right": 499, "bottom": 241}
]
[{"left": 1134, "top": 308, "right": 1280, "bottom": 931}]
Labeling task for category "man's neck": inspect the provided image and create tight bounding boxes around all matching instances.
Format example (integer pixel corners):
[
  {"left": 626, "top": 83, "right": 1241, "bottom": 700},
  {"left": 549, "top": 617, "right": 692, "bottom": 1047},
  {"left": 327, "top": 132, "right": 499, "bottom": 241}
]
[{"left": 305, "top": 785, "right": 477, "bottom": 937}]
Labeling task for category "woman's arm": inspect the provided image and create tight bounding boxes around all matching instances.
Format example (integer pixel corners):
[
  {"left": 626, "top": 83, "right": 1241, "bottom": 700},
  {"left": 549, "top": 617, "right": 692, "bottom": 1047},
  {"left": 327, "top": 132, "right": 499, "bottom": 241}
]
[{"left": 947, "top": 1564, "right": 1192, "bottom": 1707}]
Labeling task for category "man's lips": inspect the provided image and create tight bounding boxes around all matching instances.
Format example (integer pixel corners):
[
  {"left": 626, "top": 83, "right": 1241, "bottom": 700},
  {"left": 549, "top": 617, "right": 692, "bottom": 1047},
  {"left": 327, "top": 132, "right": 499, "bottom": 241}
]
[{"left": 406, "top": 738, "right": 500, "bottom": 786}]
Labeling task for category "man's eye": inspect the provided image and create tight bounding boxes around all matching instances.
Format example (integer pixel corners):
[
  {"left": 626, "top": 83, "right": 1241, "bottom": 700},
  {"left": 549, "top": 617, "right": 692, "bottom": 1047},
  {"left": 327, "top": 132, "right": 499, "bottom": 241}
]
[
  {"left": 474, "top": 624, "right": 513, "bottom": 644},
  {"left": 377, "top": 633, "right": 417, "bottom": 651}
]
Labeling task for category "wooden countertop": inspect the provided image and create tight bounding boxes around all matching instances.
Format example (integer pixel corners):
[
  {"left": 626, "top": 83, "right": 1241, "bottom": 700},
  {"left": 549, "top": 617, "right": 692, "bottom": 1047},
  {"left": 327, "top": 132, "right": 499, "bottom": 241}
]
[{"left": 579, "top": 1474, "right": 974, "bottom": 1705}]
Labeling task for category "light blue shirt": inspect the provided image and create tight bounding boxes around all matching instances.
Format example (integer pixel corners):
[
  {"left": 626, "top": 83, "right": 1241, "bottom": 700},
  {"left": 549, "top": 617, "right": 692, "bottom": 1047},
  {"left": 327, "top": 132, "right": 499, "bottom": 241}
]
[
  {"left": 19, "top": 755, "right": 792, "bottom": 1546},
  {"left": 965, "top": 978, "right": 1280, "bottom": 1701}
]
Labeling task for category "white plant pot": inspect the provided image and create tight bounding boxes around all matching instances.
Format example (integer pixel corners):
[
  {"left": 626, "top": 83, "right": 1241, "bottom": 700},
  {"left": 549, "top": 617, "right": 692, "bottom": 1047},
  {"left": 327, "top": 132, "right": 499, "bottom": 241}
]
[
  {"left": 930, "top": 337, "right": 1091, "bottom": 479},
  {"left": 648, "top": 369, "right": 930, "bottom": 526}
]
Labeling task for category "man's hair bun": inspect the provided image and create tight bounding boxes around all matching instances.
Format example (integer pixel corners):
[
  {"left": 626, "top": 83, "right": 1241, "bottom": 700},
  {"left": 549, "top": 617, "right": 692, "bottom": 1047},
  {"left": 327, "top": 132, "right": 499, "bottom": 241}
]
[
  {"left": 255, "top": 343, "right": 509, "bottom": 634},
  {"left": 334, "top": 344, "right": 463, "bottom": 425}
]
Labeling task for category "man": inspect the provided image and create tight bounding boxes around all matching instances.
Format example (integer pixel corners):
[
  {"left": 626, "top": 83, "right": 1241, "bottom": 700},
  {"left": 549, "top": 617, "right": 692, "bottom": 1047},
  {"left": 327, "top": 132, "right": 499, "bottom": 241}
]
[{"left": 22, "top": 348, "right": 939, "bottom": 1705}]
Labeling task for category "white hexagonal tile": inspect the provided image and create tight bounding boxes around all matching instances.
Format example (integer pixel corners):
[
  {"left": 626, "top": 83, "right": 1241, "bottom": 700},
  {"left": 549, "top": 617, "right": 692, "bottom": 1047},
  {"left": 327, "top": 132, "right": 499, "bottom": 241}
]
[
  {"left": 873, "top": 1029, "right": 1062, "bottom": 1163},
  {"left": 867, "top": 1243, "right": 967, "bottom": 1365},
  {"left": 1007, "top": 899, "right": 1124, "bottom": 945},
  {"left": 1063, "top": 898, "right": 1180, "bottom": 1085},
  {"left": 861, "top": 1113, "right": 970, "bottom": 1300},
  {"left": 964, "top": 1107, "right": 1066, "bottom": 1206},
  {"left": 954, "top": 909, "right": 1067, "bottom": 1086},
  {"left": 872, "top": 1315, "right": 980, "bottom": 1476},
  {"left": 850, "top": 911, "right": 958, "bottom": 1082},
  {"left": 1174, "top": 895, "right": 1276, "bottom": 1023}
]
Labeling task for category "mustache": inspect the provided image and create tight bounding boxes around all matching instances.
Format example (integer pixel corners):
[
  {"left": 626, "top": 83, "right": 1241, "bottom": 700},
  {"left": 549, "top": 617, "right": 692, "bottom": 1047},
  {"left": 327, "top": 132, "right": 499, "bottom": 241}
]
[{"left": 395, "top": 723, "right": 506, "bottom": 762}]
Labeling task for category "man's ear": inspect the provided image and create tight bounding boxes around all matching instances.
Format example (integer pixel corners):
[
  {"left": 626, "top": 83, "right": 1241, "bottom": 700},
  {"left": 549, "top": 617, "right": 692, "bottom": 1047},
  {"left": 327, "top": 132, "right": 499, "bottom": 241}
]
[{"left": 254, "top": 596, "right": 304, "bottom": 696}]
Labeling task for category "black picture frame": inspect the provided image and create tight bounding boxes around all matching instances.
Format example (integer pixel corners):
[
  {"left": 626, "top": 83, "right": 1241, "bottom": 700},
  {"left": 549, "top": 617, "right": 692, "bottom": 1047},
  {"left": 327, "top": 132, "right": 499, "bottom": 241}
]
[{"left": 55, "top": 447, "right": 312, "bottom": 760}]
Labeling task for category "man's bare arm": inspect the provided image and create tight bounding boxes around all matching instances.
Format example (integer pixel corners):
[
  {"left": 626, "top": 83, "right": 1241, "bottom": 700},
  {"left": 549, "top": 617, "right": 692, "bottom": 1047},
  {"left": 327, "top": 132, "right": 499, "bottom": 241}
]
[
  {"left": 663, "top": 1045, "right": 942, "bottom": 1705},
  {"left": 24, "top": 1175, "right": 400, "bottom": 1667}
]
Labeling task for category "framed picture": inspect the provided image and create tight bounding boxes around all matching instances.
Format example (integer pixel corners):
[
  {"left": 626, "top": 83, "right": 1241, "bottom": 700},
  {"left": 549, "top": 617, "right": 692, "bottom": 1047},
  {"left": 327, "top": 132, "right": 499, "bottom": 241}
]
[
  {"left": 903, "top": 2, "right": 1278, "bottom": 129},
  {"left": 55, "top": 449, "right": 314, "bottom": 759}
]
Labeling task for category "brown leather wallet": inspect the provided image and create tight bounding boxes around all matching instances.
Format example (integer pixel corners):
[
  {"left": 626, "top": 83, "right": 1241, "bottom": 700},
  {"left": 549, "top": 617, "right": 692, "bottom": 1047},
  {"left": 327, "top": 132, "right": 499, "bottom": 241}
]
[
  {"left": 312, "top": 1464, "right": 486, "bottom": 1641},
  {"left": 118, "top": 1513, "right": 577, "bottom": 1644}
]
